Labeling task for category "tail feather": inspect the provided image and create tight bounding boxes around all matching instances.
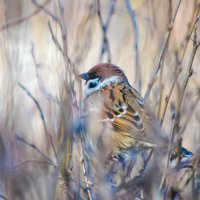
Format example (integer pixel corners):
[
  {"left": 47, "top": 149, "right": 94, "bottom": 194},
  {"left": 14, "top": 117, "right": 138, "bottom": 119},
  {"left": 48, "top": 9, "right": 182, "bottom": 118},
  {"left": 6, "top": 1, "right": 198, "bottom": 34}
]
[
  {"left": 170, "top": 146, "right": 193, "bottom": 161},
  {"left": 181, "top": 147, "right": 193, "bottom": 158}
]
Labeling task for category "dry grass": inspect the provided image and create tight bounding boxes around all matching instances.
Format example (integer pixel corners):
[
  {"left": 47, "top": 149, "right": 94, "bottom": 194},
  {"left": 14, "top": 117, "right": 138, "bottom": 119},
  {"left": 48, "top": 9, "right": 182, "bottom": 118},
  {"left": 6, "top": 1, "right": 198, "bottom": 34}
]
[{"left": 0, "top": 0, "right": 200, "bottom": 199}]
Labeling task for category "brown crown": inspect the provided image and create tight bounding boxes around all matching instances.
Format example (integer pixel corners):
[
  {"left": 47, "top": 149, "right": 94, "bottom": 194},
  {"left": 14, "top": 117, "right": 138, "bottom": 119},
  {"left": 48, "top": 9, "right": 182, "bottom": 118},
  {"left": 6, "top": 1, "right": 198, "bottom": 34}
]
[{"left": 88, "top": 63, "right": 128, "bottom": 82}]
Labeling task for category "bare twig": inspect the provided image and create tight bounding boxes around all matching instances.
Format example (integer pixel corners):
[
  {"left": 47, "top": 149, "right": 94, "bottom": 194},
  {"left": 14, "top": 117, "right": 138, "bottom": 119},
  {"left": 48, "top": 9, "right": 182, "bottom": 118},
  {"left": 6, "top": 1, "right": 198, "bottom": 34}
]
[
  {"left": 180, "top": 90, "right": 200, "bottom": 134},
  {"left": 160, "top": 110, "right": 176, "bottom": 190},
  {"left": 48, "top": 21, "right": 63, "bottom": 53},
  {"left": 81, "top": 143, "right": 92, "bottom": 200},
  {"left": 0, "top": 0, "right": 51, "bottom": 32},
  {"left": 160, "top": 3, "right": 200, "bottom": 125},
  {"left": 177, "top": 37, "right": 200, "bottom": 112},
  {"left": 31, "top": 43, "right": 60, "bottom": 104},
  {"left": 125, "top": 0, "right": 141, "bottom": 92},
  {"left": 172, "top": 28, "right": 200, "bottom": 146},
  {"left": 18, "top": 82, "right": 58, "bottom": 162},
  {"left": 156, "top": 0, "right": 172, "bottom": 118},
  {"left": 31, "top": 0, "right": 61, "bottom": 26},
  {"left": 160, "top": 67, "right": 182, "bottom": 126},
  {"left": 31, "top": 0, "right": 70, "bottom": 70},
  {"left": 55, "top": 0, "right": 74, "bottom": 84},
  {"left": 31, "top": 0, "right": 74, "bottom": 83},
  {"left": 48, "top": 22, "right": 74, "bottom": 81},
  {"left": 13, "top": 159, "right": 57, "bottom": 168},
  {"left": 97, "top": 0, "right": 117, "bottom": 63},
  {"left": 15, "top": 134, "right": 55, "bottom": 165},
  {"left": 157, "top": 83, "right": 164, "bottom": 118},
  {"left": 144, "top": 0, "right": 183, "bottom": 102},
  {"left": 48, "top": 21, "right": 71, "bottom": 64}
]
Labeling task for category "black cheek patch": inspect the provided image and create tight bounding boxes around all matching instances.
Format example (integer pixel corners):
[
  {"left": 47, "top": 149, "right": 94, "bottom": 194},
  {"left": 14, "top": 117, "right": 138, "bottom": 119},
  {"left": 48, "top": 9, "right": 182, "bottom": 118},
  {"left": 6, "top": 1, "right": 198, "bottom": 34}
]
[{"left": 88, "top": 81, "right": 98, "bottom": 89}]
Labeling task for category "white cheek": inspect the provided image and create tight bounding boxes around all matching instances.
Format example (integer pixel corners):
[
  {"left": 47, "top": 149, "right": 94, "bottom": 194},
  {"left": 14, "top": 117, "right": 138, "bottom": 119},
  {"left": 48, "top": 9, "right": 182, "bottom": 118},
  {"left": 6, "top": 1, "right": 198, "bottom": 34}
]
[
  {"left": 84, "top": 78, "right": 100, "bottom": 97},
  {"left": 84, "top": 76, "right": 124, "bottom": 97},
  {"left": 84, "top": 86, "right": 96, "bottom": 97}
]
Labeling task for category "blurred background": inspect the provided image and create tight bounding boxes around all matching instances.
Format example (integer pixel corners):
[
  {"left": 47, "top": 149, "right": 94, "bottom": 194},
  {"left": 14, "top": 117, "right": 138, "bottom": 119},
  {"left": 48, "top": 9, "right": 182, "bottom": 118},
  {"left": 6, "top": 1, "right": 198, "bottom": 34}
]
[{"left": 0, "top": 0, "right": 200, "bottom": 199}]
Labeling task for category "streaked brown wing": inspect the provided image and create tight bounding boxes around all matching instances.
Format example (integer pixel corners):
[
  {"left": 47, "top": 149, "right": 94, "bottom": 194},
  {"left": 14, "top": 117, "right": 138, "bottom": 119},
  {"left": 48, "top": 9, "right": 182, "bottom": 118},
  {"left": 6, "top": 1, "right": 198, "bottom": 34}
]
[
  {"left": 97, "top": 82, "right": 149, "bottom": 136},
  {"left": 83, "top": 82, "right": 169, "bottom": 149},
  {"left": 102, "top": 82, "right": 172, "bottom": 148}
]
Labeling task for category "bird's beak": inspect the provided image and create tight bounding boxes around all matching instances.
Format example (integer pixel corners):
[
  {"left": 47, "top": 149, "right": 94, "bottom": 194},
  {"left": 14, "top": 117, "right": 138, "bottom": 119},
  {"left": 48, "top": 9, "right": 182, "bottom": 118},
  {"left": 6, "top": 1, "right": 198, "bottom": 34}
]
[{"left": 79, "top": 72, "right": 89, "bottom": 81}]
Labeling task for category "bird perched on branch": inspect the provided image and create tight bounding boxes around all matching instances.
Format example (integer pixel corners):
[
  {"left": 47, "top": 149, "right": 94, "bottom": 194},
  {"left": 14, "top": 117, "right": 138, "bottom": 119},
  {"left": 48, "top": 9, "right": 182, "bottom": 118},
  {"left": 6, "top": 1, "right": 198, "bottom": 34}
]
[{"left": 79, "top": 63, "right": 192, "bottom": 161}]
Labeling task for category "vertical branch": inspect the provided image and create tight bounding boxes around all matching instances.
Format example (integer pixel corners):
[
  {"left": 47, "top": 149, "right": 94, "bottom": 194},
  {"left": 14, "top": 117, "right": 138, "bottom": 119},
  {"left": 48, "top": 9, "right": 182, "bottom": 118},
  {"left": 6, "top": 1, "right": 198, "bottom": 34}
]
[
  {"left": 125, "top": 0, "right": 141, "bottom": 92},
  {"left": 144, "top": 0, "right": 183, "bottom": 102},
  {"left": 173, "top": 16, "right": 200, "bottom": 160},
  {"left": 160, "top": 109, "right": 176, "bottom": 190},
  {"left": 31, "top": 43, "right": 59, "bottom": 104},
  {"left": 160, "top": 67, "right": 181, "bottom": 126},
  {"left": 157, "top": 1, "right": 173, "bottom": 119},
  {"left": 180, "top": 90, "right": 200, "bottom": 134},
  {"left": 56, "top": 0, "right": 72, "bottom": 81},
  {"left": 160, "top": 1, "right": 200, "bottom": 125},
  {"left": 15, "top": 134, "right": 56, "bottom": 165},
  {"left": 18, "top": 83, "right": 58, "bottom": 162},
  {"left": 81, "top": 144, "right": 92, "bottom": 200},
  {"left": 31, "top": 0, "right": 72, "bottom": 82},
  {"left": 97, "top": 0, "right": 117, "bottom": 63}
]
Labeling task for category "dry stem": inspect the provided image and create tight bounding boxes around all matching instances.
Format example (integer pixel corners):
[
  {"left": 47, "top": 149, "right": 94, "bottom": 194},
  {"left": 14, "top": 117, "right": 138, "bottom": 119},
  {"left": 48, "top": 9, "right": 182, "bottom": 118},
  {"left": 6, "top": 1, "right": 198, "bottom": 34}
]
[{"left": 144, "top": 0, "right": 183, "bottom": 102}]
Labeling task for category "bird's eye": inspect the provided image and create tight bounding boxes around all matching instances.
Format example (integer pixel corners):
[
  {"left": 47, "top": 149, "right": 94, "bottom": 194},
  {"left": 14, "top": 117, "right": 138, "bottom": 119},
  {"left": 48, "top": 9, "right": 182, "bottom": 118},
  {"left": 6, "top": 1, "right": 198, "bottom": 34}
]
[
  {"left": 90, "top": 73, "right": 98, "bottom": 79},
  {"left": 88, "top": 81, "right": 98, "bottom": 89}
]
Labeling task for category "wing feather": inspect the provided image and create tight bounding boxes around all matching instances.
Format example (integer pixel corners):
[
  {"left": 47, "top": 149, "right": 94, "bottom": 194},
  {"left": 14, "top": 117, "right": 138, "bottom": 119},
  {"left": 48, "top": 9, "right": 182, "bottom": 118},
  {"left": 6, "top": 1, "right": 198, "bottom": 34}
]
[
  {"left": 98, "top": 83, "right": 147, "bottom": 135},
  {"left": 83, "top": 82, "right": 176, "bottom": 151}
]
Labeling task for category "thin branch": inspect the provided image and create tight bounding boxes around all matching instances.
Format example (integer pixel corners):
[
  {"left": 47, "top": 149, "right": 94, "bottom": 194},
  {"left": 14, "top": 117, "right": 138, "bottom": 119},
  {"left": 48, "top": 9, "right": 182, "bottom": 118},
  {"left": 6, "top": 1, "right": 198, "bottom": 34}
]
[
  {"left": 13, "top": 159, "right": 57, "bottom": 168},
  {"left": 125, "top": 0, "right": 141, "bottom": 92},
  {"left": 144, "top": 0, "right": 183, "bottom": 102},
  {"left": 18, "top": 83, "right": 46, "bottom": 126},
  {"left": 97, "top": 0, "right": 117, "bottom": 63},
  {"left": 48, "top": 21, "right": 65, "bottom": 59},
  {"left": 15, "top": 134, "right": 55, "bottom": 165},
  {"left": 31, "top": 0, "right": 68, "bottom": 68},
  {"left": 31, "top": 43, "right": 60, "bottom": 104},
  {"left": 48, "top": 20, "right": 74, "bottom": 71},
  {"left": 157, "top": 83, "right": 164, "bottom": 119},
  {"left": 31, "top": 0, "right": 61, "bottom": 26},
  {"left": 160, "top": 3, "right": 200, "bottom": 125},
  {"left": 156, "top": 0, "right": 173, "bottom": 118},
  {"left": 18, "top": 82, "right": 58, "bottom": 162},
  {"left": 32, "top": 0, "right": 70, "bottom": 80},
  {"left": 180, "top": 90, "right": 200, "bottom": 134},
  {"left": 160, "top": 110, "right": 176, "bottom": 190},
  {"left": 172, "top": 30, "right": 200, "bottom": 144},
  {"left": 178, "top": 39, "right": 200, "bottom": 111},
  {"left": 32, "top": 0, "right": 74, "bottom": 85},
  {"left": 56, "top": 0, "right": 67, "bottom": 39},
  {"left": 55, "top": 0, "right": 73, "bottom": 83},
  {"left": 160, "top": 67, "right": 182, "bottom": 126},
  {"left": 0, "top": 0, "right": 51, "bottom": 32},
  {"left": 48, "top": 21, "right": 75, "bottom": 97},
  {"left": 81, "top": 158, "right": 92, "bottom": 200}
]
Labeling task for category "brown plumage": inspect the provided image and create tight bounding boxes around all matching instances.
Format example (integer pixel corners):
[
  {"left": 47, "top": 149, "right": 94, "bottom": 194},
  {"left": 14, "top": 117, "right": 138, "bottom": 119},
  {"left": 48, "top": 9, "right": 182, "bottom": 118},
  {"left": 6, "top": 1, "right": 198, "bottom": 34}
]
[
  {"left": 80, "top": 63, "right": 192, "bottom": 158},
  {"left": 87, "top": 63, "right": 127, "bottom": 82}
]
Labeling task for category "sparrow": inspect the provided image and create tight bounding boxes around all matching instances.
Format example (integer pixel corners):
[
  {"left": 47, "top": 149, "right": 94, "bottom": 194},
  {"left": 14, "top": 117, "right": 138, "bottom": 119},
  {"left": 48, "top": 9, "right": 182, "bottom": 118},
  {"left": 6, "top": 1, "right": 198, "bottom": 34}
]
[{"left": 79, "top": 63, "right": 192, "bottom": 160}]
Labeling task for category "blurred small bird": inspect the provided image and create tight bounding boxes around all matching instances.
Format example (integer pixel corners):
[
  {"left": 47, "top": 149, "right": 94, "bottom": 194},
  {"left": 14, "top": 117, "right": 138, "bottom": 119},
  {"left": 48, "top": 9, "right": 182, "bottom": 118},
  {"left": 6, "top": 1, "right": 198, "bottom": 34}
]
[{"left": 79, "top": 63, "right": 192, "bottom": 160}]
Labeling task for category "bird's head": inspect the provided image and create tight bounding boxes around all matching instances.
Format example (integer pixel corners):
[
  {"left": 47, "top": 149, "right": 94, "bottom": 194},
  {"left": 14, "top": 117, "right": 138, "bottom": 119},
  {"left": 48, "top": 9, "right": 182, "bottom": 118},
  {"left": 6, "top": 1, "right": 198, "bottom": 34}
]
[{"left": 79, "top": 63, "right": 128, "bottom": 96}]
